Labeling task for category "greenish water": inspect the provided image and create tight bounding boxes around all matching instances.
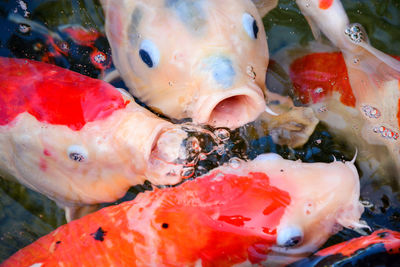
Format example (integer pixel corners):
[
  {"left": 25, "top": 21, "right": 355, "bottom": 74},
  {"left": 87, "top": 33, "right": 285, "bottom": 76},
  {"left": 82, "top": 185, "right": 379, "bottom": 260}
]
[{"left": 0, "top": 0, "right": 399, "bottom": 263}]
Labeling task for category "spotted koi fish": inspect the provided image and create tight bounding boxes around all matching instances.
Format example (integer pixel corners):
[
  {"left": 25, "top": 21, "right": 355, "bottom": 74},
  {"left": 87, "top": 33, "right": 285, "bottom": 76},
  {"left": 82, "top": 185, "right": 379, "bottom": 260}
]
[
  {"left": 294, "top": 0, "right": 400, "bottom": 175},
  {"left": 100, "top": 0, "right": 280, "bottom": 129},
  {"left": 1, "top": 153, "right": 364, "bottom": 266},
  {"left": 0, "top": 56, "right": 191, "bottom": 221},
  {"left": 290, "top": 229, "right": 400, "bottom": 266},
  {"left": 6, "top": 13, "right": 112, "bottom": 78}
]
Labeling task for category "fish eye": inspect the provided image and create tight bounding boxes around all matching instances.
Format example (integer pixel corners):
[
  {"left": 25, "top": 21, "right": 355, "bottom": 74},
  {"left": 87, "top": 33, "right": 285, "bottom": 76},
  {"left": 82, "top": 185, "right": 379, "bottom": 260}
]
[
  {"left": 67, "top": 145, "right": 88, "bottom": 162},
  {"left": 242, "top": 13, "right": 259, "bottom": 39},
  {"left": 139, "top": 39, "right": 160, "bottom": 68},
  {"left": 277, "top": 226, "right": 304, "bottom": 247}
]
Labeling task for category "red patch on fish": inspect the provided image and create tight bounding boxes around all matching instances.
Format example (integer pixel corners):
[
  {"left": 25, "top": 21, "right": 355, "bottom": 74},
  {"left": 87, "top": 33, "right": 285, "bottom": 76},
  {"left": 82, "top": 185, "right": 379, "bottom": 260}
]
[
  {"left": 316, "top": 230, "right": 400, "bottom": 257},
  {"left": 1, "top": 171, "right": 291, "bottom": 266},
  {"left": 319, "top": 0, "right": 334, "bottom": 10},
  {"left": 39, "top": 158, "right": 47, "bottom": 171},
  {"left": 43, "top": 149, "right": 51, "bottom": 156},
  {"left": 61, "top": 26, "right": 101, "bottom": 46},
  {"left": 289, "top": 52, "right": 356, "bottom": 107},
  {"left": 154, "top": 171, "right": 290, "bottom": 265},
  {"left": 0, "top": 57, "right": 128, "bottom": 130}
]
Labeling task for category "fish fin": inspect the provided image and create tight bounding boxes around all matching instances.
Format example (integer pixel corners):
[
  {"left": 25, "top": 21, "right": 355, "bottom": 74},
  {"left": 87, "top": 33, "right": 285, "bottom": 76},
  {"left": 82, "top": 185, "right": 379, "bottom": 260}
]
[
  {"left": 64, "top": 204, "right": 101, "bottom": 222},
  {"left": 252, "top": 0, "right": 278, "bottom": 17},
  {"left": 102, "top": 69, "right": 121, "bottom": 83},
  {"left": 355, "top": 42, "right": 400, "bottom": 81},
  {"left": 303, "top": 15, "right": 322, "bottom": 41}
]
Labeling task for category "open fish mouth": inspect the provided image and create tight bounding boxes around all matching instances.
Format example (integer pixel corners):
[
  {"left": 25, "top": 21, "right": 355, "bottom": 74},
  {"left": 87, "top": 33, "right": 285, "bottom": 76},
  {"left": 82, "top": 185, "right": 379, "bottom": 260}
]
[{"left": 193, "top": 86, "right": 266, "bottom": 129}]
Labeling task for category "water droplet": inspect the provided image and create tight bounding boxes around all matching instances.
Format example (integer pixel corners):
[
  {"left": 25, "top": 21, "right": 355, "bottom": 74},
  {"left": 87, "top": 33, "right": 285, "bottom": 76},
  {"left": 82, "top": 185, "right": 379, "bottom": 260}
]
[
  {"left": 228, "top": 157, "right": 241, "bottom": 169},
  {"left": 180, "top": 167, "right": 194, "bottom": 179},
  {"left": 314, "top": 87, "right": 323, "bottom": 94},
  {"left": 186, "top": 137, "right": 201, "bottom": 154},
  {"left": 93, "top": 52, "right": 106, "bottom": 64},
  {"left": 216, "top": 145, "right": 225, "bottom": 155},
  {"left": 362, "top": 105, "right": 381, "bottom": 119},
  {"left": 214, "top": 128, "right": 230, "bottom": 142},
  {"left": 198, "top": 153, "right": 207, "bottom": 161},
  {"left": 60, "top": 42, "right": 69, "bottom": 52},
  {"left": 246, "top": 65, "right": 256, "bottom": 80},
  {"left": 18, "top": 23, "right": 31, "bottom": 34},
  {"left": 353, "top": 58, "right": 360, "bottom": 64}
]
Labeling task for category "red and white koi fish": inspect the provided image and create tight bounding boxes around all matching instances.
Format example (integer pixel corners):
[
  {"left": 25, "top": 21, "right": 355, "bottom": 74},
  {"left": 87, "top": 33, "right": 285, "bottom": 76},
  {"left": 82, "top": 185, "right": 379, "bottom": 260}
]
[
  {"left": 1, "top": 153, "right": 364, "bottom": 266},
  {"left": 295, "top": 0, "right": 400, "bottom": 173},
  {"left": 100, "top": 0, "right": 279, "bottom": 129},
  {"left": 290, "top": 229, "right": 400, "bottom": 266},
  {"left": 0, "top": 56, "right": 191, "bottom": 221}
]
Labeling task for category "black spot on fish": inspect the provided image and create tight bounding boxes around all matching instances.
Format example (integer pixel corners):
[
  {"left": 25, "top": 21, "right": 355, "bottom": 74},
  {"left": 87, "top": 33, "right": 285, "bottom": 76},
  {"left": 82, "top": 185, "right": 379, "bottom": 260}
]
[
  {"left": 91, "top": 227, "right": 107, "bottom": 241},
  {"left": 162, "top": 223, "right": 169, "bottom": 229},
  {"left": 280, "top": 169, "right": 284, "bottom": 172},
  {"left": 377, "top": 232, "right": 388, "bottom": 238},
  {"left": 165, "top": 0, "right": 207, "bottom": 33},
  {"left": 56, "top": 241, "right": 61, "bottom": 245}
]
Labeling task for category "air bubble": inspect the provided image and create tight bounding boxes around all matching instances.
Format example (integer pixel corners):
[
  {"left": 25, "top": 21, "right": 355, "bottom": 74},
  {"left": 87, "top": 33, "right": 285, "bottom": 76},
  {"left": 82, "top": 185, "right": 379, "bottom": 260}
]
[
  {"left": 180, "top": 167, "right": 195, "bottom": 179},
  {"left": 93, "top": 52, "right": 106, "bottom": 64},
  {"left": 186, "top": 137, "right": 201, "bottom": 154},
  {"left": 214, "top": 128, "right": 230, "bottom": 142},
  {"left": 228, "top": 157, "right": 241, "bottom": 169},
  {"left": 18, "top": 23, "right": 31, "bottom": 34}
]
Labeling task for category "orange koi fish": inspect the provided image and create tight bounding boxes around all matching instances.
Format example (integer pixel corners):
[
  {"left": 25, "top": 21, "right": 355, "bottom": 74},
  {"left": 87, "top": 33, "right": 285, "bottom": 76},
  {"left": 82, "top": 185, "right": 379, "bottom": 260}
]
[
  {"left": 291, "top": 229, "right": 400, "bottom": 266},
  {"left": 0, "top": 56, "right": 191, "bottom": 221},
  {"left": 1, "top": 153, "right": 364, "bottom": 266}
]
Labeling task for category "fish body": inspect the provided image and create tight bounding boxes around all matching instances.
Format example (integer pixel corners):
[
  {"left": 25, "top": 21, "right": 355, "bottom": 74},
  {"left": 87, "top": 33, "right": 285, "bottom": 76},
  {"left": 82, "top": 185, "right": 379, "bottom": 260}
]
[
  {"left": 0, "top": 56, "right": 188, "bottom": 220},
  {"left": 100, "top": 0, "right": 279, "bottom": 129},
  {"left": 290, "top": 229, "right": 400, "bottom": 266},
  {"left": 1, "top": 153, "right": 364, "bottom": 266},
  {"left": 6, "top": 13, "right": 112, "bottom": 78},
  {"left": 294, "top": 0, "right": 400, "bottom": 172}
]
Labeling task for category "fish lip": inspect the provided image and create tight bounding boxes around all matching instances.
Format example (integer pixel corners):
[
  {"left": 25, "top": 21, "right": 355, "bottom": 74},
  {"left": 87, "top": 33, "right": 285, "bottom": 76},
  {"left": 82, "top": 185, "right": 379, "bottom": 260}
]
[{"left": 192, "top": 86, "right": 266, "bottom": 129}]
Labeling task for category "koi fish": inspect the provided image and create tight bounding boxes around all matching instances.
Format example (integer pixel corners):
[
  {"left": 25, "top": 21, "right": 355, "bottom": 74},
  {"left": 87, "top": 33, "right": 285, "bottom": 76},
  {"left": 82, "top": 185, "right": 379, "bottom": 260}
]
[
  {"left": 0, "top": 56, "right": 192, "bottom": 221},
  {"left": 294, "top": 0, "right": 400, "bottom": 173},
  {"left": 1, "top": 153, "right": 364, "bottom": 266},
  {"left": 6, "top": 13, "right": 112, "bottom": 78},
  {"left": 290, "top": 229, "right": 400, "bottom": 266},
  {"left": 100, "top": 0, "right": 279, "bottom": 129}
]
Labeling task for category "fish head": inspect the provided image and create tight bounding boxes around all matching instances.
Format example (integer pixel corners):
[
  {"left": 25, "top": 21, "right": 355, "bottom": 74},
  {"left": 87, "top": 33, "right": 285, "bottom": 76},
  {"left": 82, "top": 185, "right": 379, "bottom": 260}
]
[
  {"left": 0, "top": 57, "right": 190, "bottom": 208},
  {"left": 133, "top": 153, "right": 363, "bottom": 265},
  {"left": 248, "top": 154, "right": 364, "bottom": 264},
  {"left": 102, "top": 0, "right": 278, "bottom": 128}
]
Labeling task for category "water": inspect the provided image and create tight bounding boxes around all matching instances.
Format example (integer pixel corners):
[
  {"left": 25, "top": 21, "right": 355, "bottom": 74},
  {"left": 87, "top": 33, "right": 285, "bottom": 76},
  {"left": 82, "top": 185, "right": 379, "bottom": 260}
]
[{"left": 0, "top": 0, "right": 399, "bottom": 263}]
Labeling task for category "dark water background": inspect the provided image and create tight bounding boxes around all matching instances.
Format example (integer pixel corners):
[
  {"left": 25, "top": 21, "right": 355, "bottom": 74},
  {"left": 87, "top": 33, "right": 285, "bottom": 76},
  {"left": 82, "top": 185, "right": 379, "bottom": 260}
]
[{"left": 0, "top": 0, "right": 399, "bottom": 263}]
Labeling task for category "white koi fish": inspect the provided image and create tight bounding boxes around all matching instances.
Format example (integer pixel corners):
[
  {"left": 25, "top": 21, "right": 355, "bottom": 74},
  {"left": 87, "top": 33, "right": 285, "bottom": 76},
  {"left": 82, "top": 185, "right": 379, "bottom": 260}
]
[
  {"left": 0, "top": 57, "right": 191, "bottom": 221},
  {"left": 295, "top": 0, "right": 400, "bottom": 174},
  {"left": 101, "top": 0, "right": 279, "bottom": 129}
]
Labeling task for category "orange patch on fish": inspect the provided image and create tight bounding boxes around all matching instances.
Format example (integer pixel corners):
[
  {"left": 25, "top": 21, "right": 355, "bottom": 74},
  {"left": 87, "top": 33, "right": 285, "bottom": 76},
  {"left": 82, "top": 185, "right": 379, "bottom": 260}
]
[
  {"left": 319, "top": 0, "right": 334, "bottom": 10},
  {"left": 316, "top": 230, "right": 400, "bottom": 257},
  {"left": 289, "top": 52, "right": 356, "bottom": 107}
]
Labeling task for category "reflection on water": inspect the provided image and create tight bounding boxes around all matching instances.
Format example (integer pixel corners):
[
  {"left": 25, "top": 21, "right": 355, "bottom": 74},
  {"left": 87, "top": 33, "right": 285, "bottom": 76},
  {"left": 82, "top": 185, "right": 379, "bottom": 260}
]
[{"left": 0, "top": 0, "right": 399, "bottom": 262}]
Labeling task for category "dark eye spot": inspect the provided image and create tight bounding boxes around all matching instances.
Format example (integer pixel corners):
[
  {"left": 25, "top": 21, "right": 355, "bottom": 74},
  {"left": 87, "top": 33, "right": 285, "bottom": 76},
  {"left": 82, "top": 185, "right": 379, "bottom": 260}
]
[
  {"left": 242, "top": 13, "right": 258, "bottom": 40},
  {"left": 67, "top": 145, "right": 88, "bottom": 162},
  {"left": 139, "top": 49, "right": 153, "bottom": 68},
  {"left": 252, "top": 20, "right": 259, "bottom": 39},
  {"left": 162, "top": 223, "right": 169, "bottom": 229},
  {"left": 139, "top": 39, "right": 160, "bottom": 68},
  {"left": 69, "top": 152, "right": 85, "bottom": 162}
]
